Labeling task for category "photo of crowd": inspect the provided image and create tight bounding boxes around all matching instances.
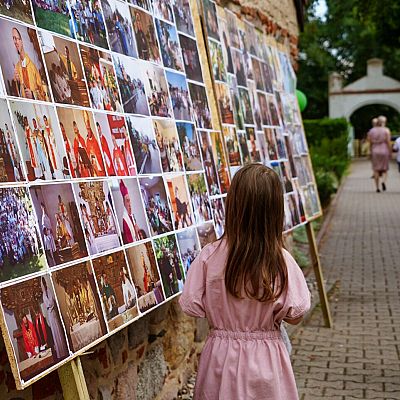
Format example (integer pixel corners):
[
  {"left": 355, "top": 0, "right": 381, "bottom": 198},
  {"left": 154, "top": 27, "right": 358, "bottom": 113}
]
[
  {"left": 176, "top": 122, "right": 202, "bottom": 171},
  {"left": 179, "top": 34, "right": 203, "bottom": 82},
  {"left": 189, "top": 83, "right": 212, "bottom": 129},
  {"left": 0, "top": 0, "right": 33, "bottom": 24},
  {"left": 172, "top": 0, "right": 194, "bottom": 37},
  {"left": 176, "top": 228, "right": 200, "bottom": 272},
  {"left": 139, "top": 176, "right": 173, "bottom": 236},
  {"left": 30, "top": 183, "right": 88, "bottom": 267},
  {"left": 166, "top": 70, "right": 192, "bottom": 121},
  {"left": 0, "top": 20, "right": 51, "bottom": 101},
  {"left": 186, "top": 172, "right": 212, "bottom": 224}
]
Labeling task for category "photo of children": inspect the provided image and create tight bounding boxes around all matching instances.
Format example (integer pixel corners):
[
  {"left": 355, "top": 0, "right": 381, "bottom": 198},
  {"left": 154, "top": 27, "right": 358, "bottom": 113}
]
[
  {"left": 176, "top": 122, "right": 202, "bottom": 171},
  {"left": 155, "top": 18, "right": 184, "bottom": 72},
  {"left": 188, "top": 82, "right": 212, "bottom": 129},
  {"left": 0, "top": 20, "right": 51, "bottom": 101},
  {"left": 94, "top": 112, "right": 136, "bottom": 177},
  {"left": 39, "top": 31, "right": 90, "bottom": 107},
  {"left": 113, "top": 54, "right": 149, "bottom": 116},
  {"left": 202, "top": 0, "right": 219, "bottom": 41},
  {"left": 125, "top": 241, "right": 165, "bottom": 312},
  {"left": 138, "top": 176, "right": 173, "bottom": 236},
  {"left": 92, "top": 250, "right": 138, "bottom": 331},
  {"left": 173, "top": 0, "right": 194, "bottom": 37},
  {"left": 215, "top": 82, "right": 234, "bottom": 124},
  {"left": 0, "top": 187, "right": 46, "bottom": 283},
  {"left": 56, "top": 107, "right": 106, "bottom": 178},
  {"left": 198, "top": 130, "right": 220, "bottom": 195},
  {"left": 153, "top": 233, "right": 184, "bottom": 297},
  {"left": 176, "top": 228, "right": 200, "bottom": 272},
  {"left": 0, "top": 99, "right": 25, "bottom": 182},
  {"left": 166, "top": 70, "right": 192, "bottom": 121},
  {"left": 179, "top": 34, "right": 203, "bottom": 82},
  {"left": 101, "top": 0, "right": 137, "bottom": 57},
  {"left": 9, "top": 100, "right": 71, "bottom": 181},
  {"left": 211, "top": 197, "right": 225, "bottom": 238},
  {"left": 196, "top": 220, "right": 216, "bottom": 248},
  {"left": 126, "top": 116, "right": 163, "bottom": 174},
  {"left": 0, "top": 275, "right": 69, "bottom": 381},
  {"left": 74, "top": 180, "right": 121, "bottom": 255},
  {"left": 0, "top": 0, "right": 33, "bottom": 24},
  {"left": 80, "top": 45, "right": 122, "bottom": 112},
  {"left": 52, "top": 261, "right": 107, "bottom": 352},
  {"left": 30, "top": 183, "right": 88, "bottom": 267},
  {"left": 153, "top": 119, "right": 184, "bottom": 172},
  {"left": 222, "top": 126, "right": 242, "bottom": 167},
  {"left": 209, "top": 39, "right": 226, "bottom": 82},
  {"left": 186, "top": 172, "right": 212, "bottom": 224},
  {"left": 109, "top": 177, "right": 149, "bottom": 244},
  {"left": 152, "top": 0, "right": 173, "bottom": 22}
]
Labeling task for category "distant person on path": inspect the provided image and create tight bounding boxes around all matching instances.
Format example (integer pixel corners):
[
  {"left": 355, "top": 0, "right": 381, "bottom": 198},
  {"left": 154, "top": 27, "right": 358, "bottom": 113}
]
[
  {"left": 367, "top": 115, "right": 391, "bottom": 192},
  {"left": 180, "top": 164, "right": 311, "bottom": 399},
  {"left": 393, "top": 135, "right": 400, "bottom": 173}
]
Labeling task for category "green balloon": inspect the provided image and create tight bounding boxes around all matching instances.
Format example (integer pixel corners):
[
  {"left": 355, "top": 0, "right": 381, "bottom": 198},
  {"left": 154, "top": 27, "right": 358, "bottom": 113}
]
[{"left": 296, "top": 89, "right": 307, "bottom": 112}]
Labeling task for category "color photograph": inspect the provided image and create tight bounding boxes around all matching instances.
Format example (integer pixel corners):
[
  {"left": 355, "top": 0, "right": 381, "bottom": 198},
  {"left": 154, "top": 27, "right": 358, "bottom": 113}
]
[
  {"left": 231, "top": 49, "right": 246, "bottom": 87},
  {"left": 189, "top": 83, "right": 212, "bottom": 129},
  {"left": 264, "top": 128, "right": 278, "bottom": 160},
  {"left": 244, "top": 21, "right": 257, "bottom": 56},
  {"left": 56, "top": 107, "right": 106, "bottom": 178},
  {"left": 9, "top": 100, "right": 71, "bottom": 181},
  {"left": 52, "top": 261, "right": 107, "bottom": 352},
  {"left": 202, "top": 0, "right": 219, "bottom": 41},
  {"left": 251, "top": 57, "right": 264, "bottom": 91},
  {"left": 222, "top": 126, "right": 242, "bottom": 167},
  {"left": 218, "top": 18, "right": 233, "bottom": 74},
  {"left": 113, "top": 54, "right": 150, "bottom": 116},
  {"left": 152, "top": 0, "right": 173, "bottom": 22},
  {"left": 126, "top": 115, "right": 163, "bottom": 174},
  {"left": 210, "top": 131, "right": 230, "bottom": 194},
  {"left": 0, "top": 20, "right": 50, "bottom": 101},
  {"left": 0, "top": 187, "right": 46, "bottom": 283},
  {"left": 125, "top": 241, "right": 165, "bottom": 312},
  {"left": 173, "top": 0, "right": 194, "bottom": 37},
  {"left": 225, "top": 9, "right": 239, "bottom": 49},
  {"left": 267, "top": 95, "right": 281, "bottom": 126},
  {"left": 153, "top": 233, "right": 184, "bottom": 297},
  {"left": 0, "top": 0, "right": 33, "bottom": 24},
  {"left": 238, "top": 87, "right": 254, "bottom": 125},
  {"left": 248, "top": 80, "right": 262, "bottom": 130},
  {"left": 128, "top": 0, "right": 151, "bottom": 11},
  {"left": 39, "top": 31, "right": 90, "bottom": 107},
  {"left": 166, "top": 70, "right": 193, "bottom": 121},
  {"left": 176, "top": 228, "right": 200, "bottom": 272},
  {"left": 179, "top": 34, "right": 203, "bottom": 82},
  {"left": 215, "top": 82, "right": 234, "bottom": 124},
  {"left": 1, "top": 275, "right": 69, "bottom": 381},
  {"left": 256, "top": 131, "right": 269, "bottom": 166},
  {"left": 176, "top": 122, "right": 202, "bottom": 171},
  {"left": 211, "top": 197, "right": 225, "bottom": 239},
  {"left": 261, "top": 61, "right": 273, "bottom": 93},
  {"left": 94, "top": 112, "right": 136, "bottom": 177},
  {"left": 186, "top": 172, "right": 212, "bottom": 224},
  {"left": 245, "top": 127, "right": 261, "bottom": 163},
  {"left": 281, "top": 161, "right": 293, "bottom": 193},
  {"left": 109, "top": 177, "right": 150, "bottom": 244},
  {"left": 209, "top": 39, "right": 226, "bottom": 82},
  {"left": 74, "top": 180, "right": 121, "bottom": 255},
  {"left": 258, "top": 91, "right": 270, "bottom": 126},
  {"left": 30, "top": 183, "right": 88, "bottom": 267},
  {"left": 275, "top": 128, "right": 288, "bottom": 159},
  {"left": 139, "top": 176, "right": 173, "bottom": 236},
  {"left": 198, "top": 130, "right": 220, "bottom": 195},
  {"left": 228, "top": 75, "right": 244, "bottom": 130},
  {"left": 196, "top": 220, "right": 216, "bottom": 248},
  {"left": 92, "top": 250, "right": 139, "bottom": 331}
]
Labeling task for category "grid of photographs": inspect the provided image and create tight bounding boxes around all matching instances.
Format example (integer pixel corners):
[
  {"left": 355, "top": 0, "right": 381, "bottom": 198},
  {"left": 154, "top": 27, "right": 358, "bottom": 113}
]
[
  {"left": 202, "top": 0, "right": 321, "bottom": 230},
  {"left": 0, "top": 0, "right": 229, "bottom": 388}
]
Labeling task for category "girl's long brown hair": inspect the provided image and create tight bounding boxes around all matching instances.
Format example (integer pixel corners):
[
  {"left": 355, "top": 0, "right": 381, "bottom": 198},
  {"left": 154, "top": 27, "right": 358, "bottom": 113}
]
[{"left": 223, "top": 164, "right": 287, "bottom": 302}]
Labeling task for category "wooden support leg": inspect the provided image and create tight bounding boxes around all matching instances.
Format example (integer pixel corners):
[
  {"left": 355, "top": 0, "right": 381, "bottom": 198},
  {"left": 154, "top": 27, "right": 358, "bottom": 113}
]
[
  {"left": 58, "top": 357, "right": 90, "bottom": 400},
  {"left": 306, "top": 222, "right": 333, "bottom": 328}
]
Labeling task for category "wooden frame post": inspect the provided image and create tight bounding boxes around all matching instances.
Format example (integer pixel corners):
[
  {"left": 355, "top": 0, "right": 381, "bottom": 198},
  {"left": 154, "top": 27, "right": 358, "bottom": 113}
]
[
  {"left": 306, "top": 222, "right": 333, "bottom": 328},
  {"left": 58, "top": 357, "right": 90, "bottom": 400}
]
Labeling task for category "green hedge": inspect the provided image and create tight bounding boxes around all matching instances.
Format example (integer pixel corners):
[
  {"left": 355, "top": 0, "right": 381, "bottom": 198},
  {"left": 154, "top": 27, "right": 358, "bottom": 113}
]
[{"left": 303, "top": 118, "right": 350, "bottom": 207}]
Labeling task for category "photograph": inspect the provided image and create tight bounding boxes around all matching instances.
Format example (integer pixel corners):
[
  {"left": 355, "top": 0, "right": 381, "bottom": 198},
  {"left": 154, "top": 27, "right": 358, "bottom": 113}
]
[
  {"left": 0, "top": 0, "right": 33, "bottom": 24},
  {"left": 188, "top": 83, "right": 212, "bottom": 129},
  {"left": 209, "top": 39, "right": 226, "bottom": 82},
  {"left": 128, "top": 0, "right": 151, "bottom": 11},
  {"left": 101, "top": 0, "right": 137, "bottom": 57},
  {"left": 275, "top": 128, "right": 288, "bottom": 160},
  {"left": 225, "top": 9, "right": 239, "bottom": 49},
  {"left": 131, "top": 7, "right": 161, "bottom": 64},
  {"left": 176, "top": 228, "right": 200, "bottom": 272},
  {"left": 222, "top": 126, "right": 242, "bottom": 167},
  {"left": 295, "top": 157, "right": 307, "bottom": 187},
  {"left": 264, "top": 128, "right": 278, "bottom": 161},
  {"left": 292, "top": 179, "right": 306, "bottom": 223},
  {"left": 245, "top": 127, "right": 261, "bottom": 163},
  {"left": 94, "top": 112, "right": 136, "bottom": 176},
  {"left": 144, "top": 64, "right": 173, "bottom": 118},
  {"left": 238, "top": 87, "right": 254, "bottom": 125},
  {"left": 211, "top": 197, "right": 225, "bottom": 239},
  {"left": 248, "top": 81, "right": 262, "bottom": 130},
  {"left": 267, "top": 94, "right": 281, "bottom": 126},
  {"left": 244, "top": 21, "right": 257, "bottom": 56},
  {"left": 258, "top": 92, "right": 270, "bottom": 126},
  {"left": 179, "top": 34, "right": 203, "bottom": 82},
  {"left": 165, "top": 174, "right": 193, "bottom": 229},
  {"left": 210, "top": 131, "right": 230, "bottom": 194},
  {"left": 139, "top": 176, "right": 173, "bottom": 236},
  {"left": 125, "top": 241, "right": 165, "bottom": 312},
  {"left": 215, "top": 82, "right": 234, "bottom": 124},
  {"left": 196, "top": 220, "right": 216, "bottom": 248},
  {"left": 92, "top": 250, "right": 139, "bottom": 331},
  {"left": 0, "top": 20, "right": 51, "bottom": 101},
  {"left": 39, "top": 31, "right": 90, "bottom": 107},
  {"left": 52, "top": 261, "right": 107, "bottom": 352},
  {"left": 293, "top": 125, "right": 308, "bottom": 155},
  {"left": 237, "top": 131, "right": 250, "bottom": 164},
  {"left": 261, "top": 61, "right": 273, "bottom": 93},
  {"left": 186, "top": 172, "right": 212, "bottom": 224},
  {"left": 153, "top": 119, "right": 184, "bottom": 172},
  {"left": 173, "top": 0, "right": 194, "bottom": 37},
  {"left": 109, "top": 177, "right": 150, "bottom": 244},
  {"left": 56, "top": 107, "right": 106, "bottom": 178},
  {"left": 0, "top": 187, "right": 46, "bottom": 283},
  {"left": 287, "top": 193, "right": 300, "bottom": 228},
  {"left": 251, "top": 57, "right": 264, "bottom": 91},
  {"left": 231, "top": 49, "right": 246, "bottom": 87},
  {"left": 126, "top": 116, "right": 162, "bottom": 174},
  {"left": 256, "top": 131, "right": 269, "bottom": 166},
  {"left": 69, "top": 0, "right": 108, "bottom": 49},
  {"left": 202, "top": 0, "right": 219, "bottom": 41},
  {"left": 219, "top": 18, "right": 233, "bottom": 74},
  {"left": 32, "top": 0, "right": 74, "bottom": 38},
  {"left": 176, "top": 122, "right": 202, "bottom": 171},
  {"left": 0, "top": 99, "right": 25, "bottom": 182},
  {"left": 30, "top": 183, "right": 88, "bottom": 267},
  {"left": 228, "top": 75, "right": 244, "bottom": 130},
  {"left": 281, "top": 161, "right": 294, "bottom": 193},
  {"left": 153, "top": 233, "right": 185, "bottom": 298},
  {"left": 74, "top": 180, "right": 121, "bottom": 255},
  {"left": 113, "top": 54, "right": 149, "bottom": 116},
  {"left": 166, "top": 70, "right": 193, "bottom": 121},
  {"left": 198, "top": 130, "right": 220, "bottom": 196},
  {"left": 283, "top": 195, "right": 292, "bottom": 232},
  {"left": 9, "top": 100, "right": 71, "bottom": 181},
  {"left": 80, "top": 45, "right": 123, "bottom": 112},
  {"left": 155, "top": 18, "right": 184, "bottom": 72},
  {"left": 152, "top": 0, "right": 173, "bottom": 22},
  {"left": 1, "top": 275, "right": 69, "bottom": 381}
]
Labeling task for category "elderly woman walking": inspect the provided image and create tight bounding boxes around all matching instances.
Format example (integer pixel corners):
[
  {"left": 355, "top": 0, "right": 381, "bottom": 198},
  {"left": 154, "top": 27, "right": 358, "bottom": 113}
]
[{"left": 367, "top": 115, "right": 391, "bottom": 192}]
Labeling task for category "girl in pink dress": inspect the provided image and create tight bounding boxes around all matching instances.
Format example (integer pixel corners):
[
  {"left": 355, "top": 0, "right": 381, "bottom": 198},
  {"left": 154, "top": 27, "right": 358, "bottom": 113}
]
[{"left": 180, "top": 164, "right": 310, "bottom": 399}]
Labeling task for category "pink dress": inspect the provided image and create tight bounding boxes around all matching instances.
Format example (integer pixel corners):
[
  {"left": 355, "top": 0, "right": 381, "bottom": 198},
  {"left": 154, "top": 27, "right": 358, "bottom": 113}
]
[
  {"left": 179, "top": 240, "right": 311, "bottom": 400},
  {"left": 368, "top": 127, "right": 391, "bottom": 172}
]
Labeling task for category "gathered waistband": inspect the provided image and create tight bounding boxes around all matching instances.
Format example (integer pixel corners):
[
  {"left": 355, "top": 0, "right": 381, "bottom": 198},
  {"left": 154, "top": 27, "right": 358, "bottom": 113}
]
[{"left": 209, "top": 329, "right": 282, "bottom": 341}]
